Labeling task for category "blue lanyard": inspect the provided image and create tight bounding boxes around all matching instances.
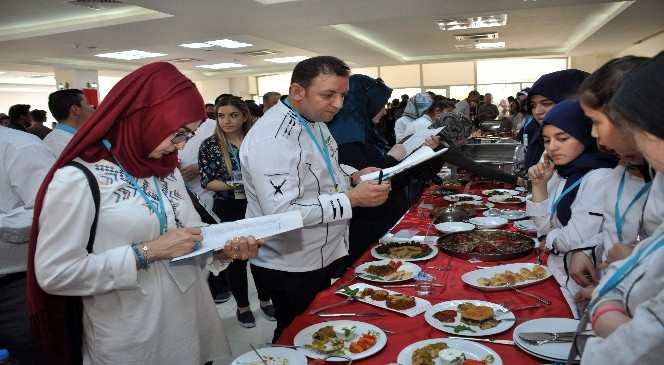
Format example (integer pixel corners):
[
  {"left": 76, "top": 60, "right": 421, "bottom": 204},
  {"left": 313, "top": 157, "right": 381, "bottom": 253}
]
[
  {"left": 550, "top": 176, "right": 586, "bottom": 216},
  {"left": 614, "top": 168, "right": 652, "bottom": 242},
  {"left": 102, "top": 140, "right": 169, "bottom": 234},
  {"left": 522, "top": 116, "right": 534, "bottom": 131},
  {"left": 596, "top": 231, "right": 664, "bottom": 299},
  {"left": 55, "top": 123, "right": 77, "bottom": 135},
  {"left": 283, "top": 99, "right": 339, "bottom": 191}
]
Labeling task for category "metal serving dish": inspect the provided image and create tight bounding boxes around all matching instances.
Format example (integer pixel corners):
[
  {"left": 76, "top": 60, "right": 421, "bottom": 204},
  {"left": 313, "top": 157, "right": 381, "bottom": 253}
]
[
  {"left": 437, "top": 229, "right": 536, "bottom": 261},
  {"left": 457, "top": 143, "right": 521, "bottom": 174},
  {"left": 430, "top": 206, "right": 475, "bottom": 223}
]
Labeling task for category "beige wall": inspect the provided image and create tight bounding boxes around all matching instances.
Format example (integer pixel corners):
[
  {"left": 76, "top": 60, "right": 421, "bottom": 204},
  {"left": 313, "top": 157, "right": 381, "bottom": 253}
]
[
  {"left": 569, "top": 54, "right": 615, "bottom": 73},
  {"left": 195, "top": 79, "right": 231, "bottom": 103},
  {"left": 379, "top": 64, "right": 421, "bottom": 88},
  {"left": 619, "top": 32, "right": 664, "bottom": 57},
  {"left": 422, "top": 61, "right": 475, "bottom": 86}
]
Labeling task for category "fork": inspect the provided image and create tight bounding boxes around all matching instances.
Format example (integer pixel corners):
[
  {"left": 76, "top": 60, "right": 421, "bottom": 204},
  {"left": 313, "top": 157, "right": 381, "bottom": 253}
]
[{"left": 508, "top": 285, "right": 552, "bottom": 305}]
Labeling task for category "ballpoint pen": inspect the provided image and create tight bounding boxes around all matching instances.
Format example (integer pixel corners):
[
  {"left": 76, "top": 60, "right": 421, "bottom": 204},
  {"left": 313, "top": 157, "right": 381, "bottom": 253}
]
[{"left": 378, "top": 170, "right": 384, "bottom": 184}]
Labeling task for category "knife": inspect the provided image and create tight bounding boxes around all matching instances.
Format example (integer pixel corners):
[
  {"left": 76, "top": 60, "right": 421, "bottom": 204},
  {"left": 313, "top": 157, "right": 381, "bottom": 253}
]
[
  {"left": 446, "top": 336, "right": 515, "bottom": 346},
  {"left": 249, "top": 344, "right": 268, "bottom": 365},
  {"left": 309, "top": 297, "right": 354, "bottom": 315},
  {"left": 519, "top": 331, "right": 577, "bottom": 343},
  {"left": 382, "top": 283, "right": 445, "bottom": 288},
  {"left": 317, "top": 312, "right": 386, "bottom": 317}
]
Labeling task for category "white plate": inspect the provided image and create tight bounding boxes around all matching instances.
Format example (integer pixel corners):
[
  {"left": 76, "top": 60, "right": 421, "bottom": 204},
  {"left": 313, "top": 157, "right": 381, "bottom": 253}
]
[
  {"left": 337, "top": 283, "right": 431, "bottom": 317},
  {"left": 483, "top": 209, "right": 527, "bottom": 221},
  {"left": 482, "top": 189, "right": 520, "bottom": 197},
  {"left": 371, "top": 242, "right": 439, "bottom": 262},
  {"left": 397, "top": 338, "right": 503, "bottom": 365},
  {"left": 513, "top": 318, "right": 581, "bottom": 362},
  {"left": 488, "top": 195, "right": 526, "bottom": 204},
  {"left": 461, "top": 263, "right": 552, "bottom": 291},
  {"left": 435, "top": 222, "right": 475, "bottom": 234},
  {"left": 468, "top": 216, "right": 508, "bottom": 229},
  {"left": 231, "top": 347, "right": 306, "bottom": 365},
  {"left": 452, "top": 201, "right": 494, "bottom": 210},
  {"left": 425, "top": 300, "right": 515, "bottom": 336},
  {"left": 514, "top": 219, "right": 537, "bottom": 233},
  {"left": 293, "top": 320, "right": 387, "bottom": 362},
  {"left": 443, "top": 194, "right": 482, "bottom": 202},
  {"left": 355, "top": 260, "right": 422, "bottom": 283}
]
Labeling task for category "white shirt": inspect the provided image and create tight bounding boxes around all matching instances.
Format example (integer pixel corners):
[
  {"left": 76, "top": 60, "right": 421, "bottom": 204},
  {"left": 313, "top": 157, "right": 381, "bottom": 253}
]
[
  {"left": 35, "top": 160, "right": 230, "bottom": 365},
  {"left": 641, "top": 172, "right": 664, "bottom": 237},
  {"left": 454, "top": 99, "right": 470, "bottom": 119},
  {"left": 394, "top": 115, "right": 415, "bottom": 143},
  {"left": 402, "top": 114, "right": 432, "bottom": 140},
  {"left": 0, "top": 128, "right": 55, "bottom": 275},
  {"left": 43, "top": 126, "right": 73, "bottom": 156},
  {"left": 240, "top": 100, "right": 353, "bottom": 272},
  {"left": 527, "top": 168, "right": 613, "bottom": 287},
  {"left": 178, "top": 118, "right": 217, "bottom": 216}
]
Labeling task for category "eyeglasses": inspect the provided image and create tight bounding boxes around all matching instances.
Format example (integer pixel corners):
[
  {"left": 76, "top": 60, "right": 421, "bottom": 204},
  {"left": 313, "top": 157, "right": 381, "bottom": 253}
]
[{"left": 170, "top": 127, "right": 195, "bottom": 145}]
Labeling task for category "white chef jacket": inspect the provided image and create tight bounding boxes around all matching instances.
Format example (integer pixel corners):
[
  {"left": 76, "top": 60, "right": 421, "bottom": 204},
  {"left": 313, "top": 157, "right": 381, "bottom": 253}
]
[
  {"left": 43, "top": 126, "right": 74, "bottom": 156},
  {"left": 240, "top": 99, "right": 353, "bottom": 272},
  {"left": 0, "top": 128, "right": 55, "bottom": 275},
  {"left": 641, "top": 172, "right": 664, "bottom": 238},
  {"left": 35, "top": 159, "right": 230, "bottom": 365},
  {"left": 526, "top": 168, "right": 612, "bottom": 287},
  {"left": 394, "top": 115, "right": 415, "bottom": 143},
  {"left": 178, "top": 118, "right": 217, "bottom": 212},
  {"left": 402, "top": 114, "right": 433, "bottom": 140}
]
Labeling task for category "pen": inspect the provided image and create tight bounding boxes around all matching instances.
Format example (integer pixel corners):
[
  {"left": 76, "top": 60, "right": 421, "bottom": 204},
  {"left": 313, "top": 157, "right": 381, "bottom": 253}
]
[{"left": 378, "top": 170, "right": 383, "bottom": 184}]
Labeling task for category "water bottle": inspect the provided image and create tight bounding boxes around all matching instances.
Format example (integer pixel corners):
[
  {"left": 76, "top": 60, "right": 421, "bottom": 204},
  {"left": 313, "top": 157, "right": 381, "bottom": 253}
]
[{"left": 0, "top": 349, "right": 11, "bottom": 365}]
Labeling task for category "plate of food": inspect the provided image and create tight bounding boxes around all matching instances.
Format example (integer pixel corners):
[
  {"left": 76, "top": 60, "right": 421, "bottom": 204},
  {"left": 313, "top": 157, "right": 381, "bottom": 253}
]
[
  {"left": 371, "top": 241, "right": 438, "bottom": 262},
  {"left": 425, "top": 300, "right": 515, "bottom": 336},
  {"left": 461, "top": 263, "right": 551, "bottom": 291},
  {"left": 513, "top": 219, "right": 537, "bottom": 233},
  {"left": 482, "top": 189, "right": 520, "bottom": 197},
  {"left": 467, "top": 217, "right": 508, "bottom": 229},
  {"left": 337, "top": 283, "right": 431, "bottom": 317},
  {"left": 444, "top": 194, "right": 482, "bottom": 203},
  {"left": 435, "top": 222, "right": 475, "bottom": 234},
  {"left": 437, "top": 230, "right": 536, "bottom": 261},
  {"left": 293, "top": 320, "right": 387, "bottom": 362},
  {"left": 483, "top": 209, "right": 527, "bottom": 221},
  {"left": 488, "top": 195, "right": 526, "bottom": 204},
  {"left": 397, "top": 337, "right": 502, "bottom": 365},
  {"left": 440, "top": 178, "right": 467, "bottom": 191},
  {"left": 453, "top": 201, "right": 494, "bottom": 211},
  {"left": 231, "top": 347, "right": 306, "bottom": 365},
  {"left": 355, "top": 259, "right": 421, "bottom": 282},
  {"left": 432, "top": 188, "right": 458, "bottom": 197}
]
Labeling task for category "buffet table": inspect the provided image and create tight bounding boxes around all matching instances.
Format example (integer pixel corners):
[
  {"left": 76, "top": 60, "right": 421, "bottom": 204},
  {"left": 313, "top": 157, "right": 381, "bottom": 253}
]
[{"left": 277, "top": 181, "right": 574, "bottom": 364}]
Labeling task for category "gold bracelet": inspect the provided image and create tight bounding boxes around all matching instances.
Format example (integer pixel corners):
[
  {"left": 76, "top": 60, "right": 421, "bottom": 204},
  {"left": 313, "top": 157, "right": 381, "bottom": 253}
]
[{"left": 141, "top": 242, "right": 152, "bottom": 263}]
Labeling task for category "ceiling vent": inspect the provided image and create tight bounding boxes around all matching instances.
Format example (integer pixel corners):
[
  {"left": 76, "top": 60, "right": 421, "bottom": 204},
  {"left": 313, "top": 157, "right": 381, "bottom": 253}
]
[
  {"left": 167, "top": 57, "right": 202, "bottom": 63},
  {"left": 455, "top": 32, "right": 499, "bottom": 41},
  {"left": 237, "top": 49, "right": 281, "bottom": 56},
  {"left": 67, "top": 0, "right": 124, "bottom": 10}
]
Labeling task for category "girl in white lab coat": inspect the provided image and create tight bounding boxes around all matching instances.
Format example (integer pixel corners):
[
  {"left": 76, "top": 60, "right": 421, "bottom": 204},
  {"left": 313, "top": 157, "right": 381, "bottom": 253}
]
[{"left": 526, "top": 100, "right": 617, "bottom": 290}]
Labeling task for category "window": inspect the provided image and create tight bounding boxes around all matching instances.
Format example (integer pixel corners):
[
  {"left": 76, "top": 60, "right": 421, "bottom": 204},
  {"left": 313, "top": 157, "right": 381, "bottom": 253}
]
[
  {"left": 390, "top": 87, "right": 422, "bottom": 101},
  {"left": 477, "top": 83, "right": 522, "bottom": 112},
  {"left": 257, "top": 72, "right": 291, "bottom": 97},
  {"left": 449, "top": 85, "right": 475, "bottom": 101},
  {"left": 425, "top": 88, "right": 448, "bottom": 97},
  {"left": 476, "top": 58, "right": 567, "bottom": 84}
]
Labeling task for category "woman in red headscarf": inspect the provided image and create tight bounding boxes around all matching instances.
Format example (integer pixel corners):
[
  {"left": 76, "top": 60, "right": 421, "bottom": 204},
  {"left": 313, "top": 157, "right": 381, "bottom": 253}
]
[{"left": 27, "top": 62, "right": 262, "bottom": 365}]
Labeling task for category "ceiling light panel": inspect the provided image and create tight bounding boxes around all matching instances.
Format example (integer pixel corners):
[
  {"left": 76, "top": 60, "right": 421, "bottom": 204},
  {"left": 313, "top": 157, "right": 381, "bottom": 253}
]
[
  {"left": 474, "top": 41, "right": 505, "bottom": 49},
  {"left": 196, "top": 63, "right": 246, "bottom": 70},
  {"left": 179, "top": 42, "right": 213, "bottom": 49},
  {"left": 265, "top": 56, "right": 308, "bottom": 63},
  {"left": 179, "top": 39, "right": 252, "bottom": 49},
  {"left": 95, "top": 50, "right": 166, "bottom": 60},
  {"left": 437, "top": 14, "right": 507, "bottom": 31},
  {"left": 455, "top": 32, "right": 499, "bottom": 41}
]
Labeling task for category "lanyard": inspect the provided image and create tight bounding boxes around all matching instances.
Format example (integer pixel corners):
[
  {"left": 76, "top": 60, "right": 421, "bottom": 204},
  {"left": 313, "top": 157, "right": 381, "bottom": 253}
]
[
  {"left": 614, "top": 169, "right": 652, "bottom": 242},
  {"left": 283, "top": 99, "right": 339, "bottom": 191},
  {"left": 550, "top": 176, "right": 586, "bottom": 217},
  {"left": 596, "top": 231, "right": 664, "bottom": 298},
  {"left": 522, "top": 116, "right": 534, "bottom": 131},
  {"left": 55, "top": 123, "right": 77, "bottom": 135},
  {"left": 102, "top": 140, "right": 169, "bottom": 234}
]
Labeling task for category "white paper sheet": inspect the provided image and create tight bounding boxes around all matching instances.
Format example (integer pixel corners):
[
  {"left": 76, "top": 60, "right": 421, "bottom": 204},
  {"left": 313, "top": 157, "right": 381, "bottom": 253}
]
[
  {"left": 360, "top": 146, "right": 448, "bottom": 182},
  {"left": 172, "top": 211, "right": 303, "bottom": 261},
  {"left": 402, "top": 127, "right": 444, "bottom": 156}
]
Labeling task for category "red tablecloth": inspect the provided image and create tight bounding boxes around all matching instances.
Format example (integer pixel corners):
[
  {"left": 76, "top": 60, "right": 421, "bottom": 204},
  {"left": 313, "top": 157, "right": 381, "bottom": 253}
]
[{"left": 278, "top": 182, "right": 573, "bottom": 364}]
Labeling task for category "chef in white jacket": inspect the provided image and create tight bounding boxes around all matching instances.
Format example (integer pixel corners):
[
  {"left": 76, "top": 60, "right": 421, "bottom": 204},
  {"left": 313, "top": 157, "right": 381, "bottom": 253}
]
[
  {"left": 526, "top": 100, "right": 617, "bottom": 292},
  {"left": 240, "top": 56, "right": 390, "bottom": 342}
]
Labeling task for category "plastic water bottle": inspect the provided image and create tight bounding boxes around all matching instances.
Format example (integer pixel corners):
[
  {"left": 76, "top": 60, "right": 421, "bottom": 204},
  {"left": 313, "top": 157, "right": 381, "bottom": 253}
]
[
  {"left": 415, "top": 271, "right": 435, "bottom": 297},
  {"left": 0, "top": 349, "right": 11, "bottom": 365}
]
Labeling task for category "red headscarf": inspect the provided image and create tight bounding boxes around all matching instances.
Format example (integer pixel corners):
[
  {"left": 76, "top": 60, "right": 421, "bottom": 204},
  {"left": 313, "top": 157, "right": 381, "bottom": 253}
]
[{"left": 26, "top": 62, "right": 205, "bottom": 363}]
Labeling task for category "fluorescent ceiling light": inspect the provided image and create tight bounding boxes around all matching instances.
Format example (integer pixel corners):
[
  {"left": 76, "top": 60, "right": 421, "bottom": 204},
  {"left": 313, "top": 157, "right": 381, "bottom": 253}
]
[
  {"left": 179, "top": 39, "right": 252, "bottom": 49},
  {"left": 196, "top": 63, "right": 246, "bottom": 70},
  {"left": 455, "top": 32, "right": 499, "bottom": 41},
  {"left": 179, "top": 42, "right": 213, "bottom": 49},
  {"left": 254, "top": 0, "right": 301, "bottom": 4},
  {"left": 474, "top": 41, "right": 505, "bottom": 49},
  {"left": 437, "top": 14, "right": 507, "bottom": 31},
  {"left": 95, "top": 50, "right": 167, "bottom": 60},
  {"left": 265, "top": 56, "right": 307, "bottom": 63}
]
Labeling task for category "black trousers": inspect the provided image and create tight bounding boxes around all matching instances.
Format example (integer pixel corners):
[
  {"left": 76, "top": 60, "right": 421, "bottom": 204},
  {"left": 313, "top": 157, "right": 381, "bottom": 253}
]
[
  {"left": 251, "top": 260, "right": 341, "bottom": 343},
  {"left": 212, "top": 197, "right": 270, "bottom": 308},
  {"left": 0, "top": 273, "right": 45, "bottom": 365}
]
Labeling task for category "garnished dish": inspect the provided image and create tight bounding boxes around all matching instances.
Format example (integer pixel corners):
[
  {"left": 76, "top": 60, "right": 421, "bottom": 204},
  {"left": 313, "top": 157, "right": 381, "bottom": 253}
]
[
  {"left": 440, "top": 179, "right": 467, "bottom": 191},
  {"left": 481, "top": 189, "right": 520, "bottom": 197},
  {"left": 513, "top": 219, "right": 537, "bottom": 233},
  {"left": 437, "top": 230, "right": 535, "bottom": 261},
  {"left": 293, "top": 320, "right": 387, "bottom": 361},
  {"left": 336, "top": 283, "right": 431, "bottom": 317},
  {"left": 231, "top": 347, "right": 306, "bottom": 365},
  {"left": 397, "top": 338, "right": 502, "bottom": 365},
  {"left": 444, "top": 194, "right": 482, "bottom": 203},
  {"left": 453, "top": 201, "right": 494, "bottom": 211},
  {"left": 432, "top": 189, "right": 458, "bottom": 197},
  {"left": 483, "top": 209, "right": 527, "bottom": 221},
  {"left": 354, "top": 259, "right": 421, "bottom": 282},
  {"left": 425, "top": 300, "right": 515, "bottom": 336},
  {"left": 462, "top": 263, "right": 551, "bottom": 291},
  {"left": 488, "top": 195, "right": 526, "bottom": 204},
  {"left": 372, "top": 241, "right": 437, "bottom": 261}
]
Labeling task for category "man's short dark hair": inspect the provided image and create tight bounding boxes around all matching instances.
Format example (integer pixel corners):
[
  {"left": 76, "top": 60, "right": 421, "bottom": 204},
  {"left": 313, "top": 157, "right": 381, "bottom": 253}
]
[
  {"left": 8, "top": 104, "right": 30, "bottom": 122},
  {"left": 48, "top": 89, "right": 83, "bottom": 122},
  {"left": 290, "top": 56, "right": 350, "bottom": 89},
  {"left": 30, "top": 109, "right": 47, "bottom": 124},
  {"left": 262, "top": 91, "right": 281, "bottom": 104},
  {"left": 205, "top": 103, "right": 214, "bottom": 108}
]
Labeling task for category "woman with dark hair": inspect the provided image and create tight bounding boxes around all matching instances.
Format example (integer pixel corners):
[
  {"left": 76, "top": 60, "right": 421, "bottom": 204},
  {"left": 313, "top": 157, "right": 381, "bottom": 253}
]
[
  {"left": 566, "top": 56, "right": 653, "bottom": 301},
  {"left": 29, "top": 62, "right": 262, "bottom": 365},
  {"left": 526, "top": 100, "right": 617, "bottom": 291},
  {"left": 571, "top": 51, "right": 664, "bottom": 365},
  {"left": 198, "top": 97, "right": 274, "bottom": 328}
]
